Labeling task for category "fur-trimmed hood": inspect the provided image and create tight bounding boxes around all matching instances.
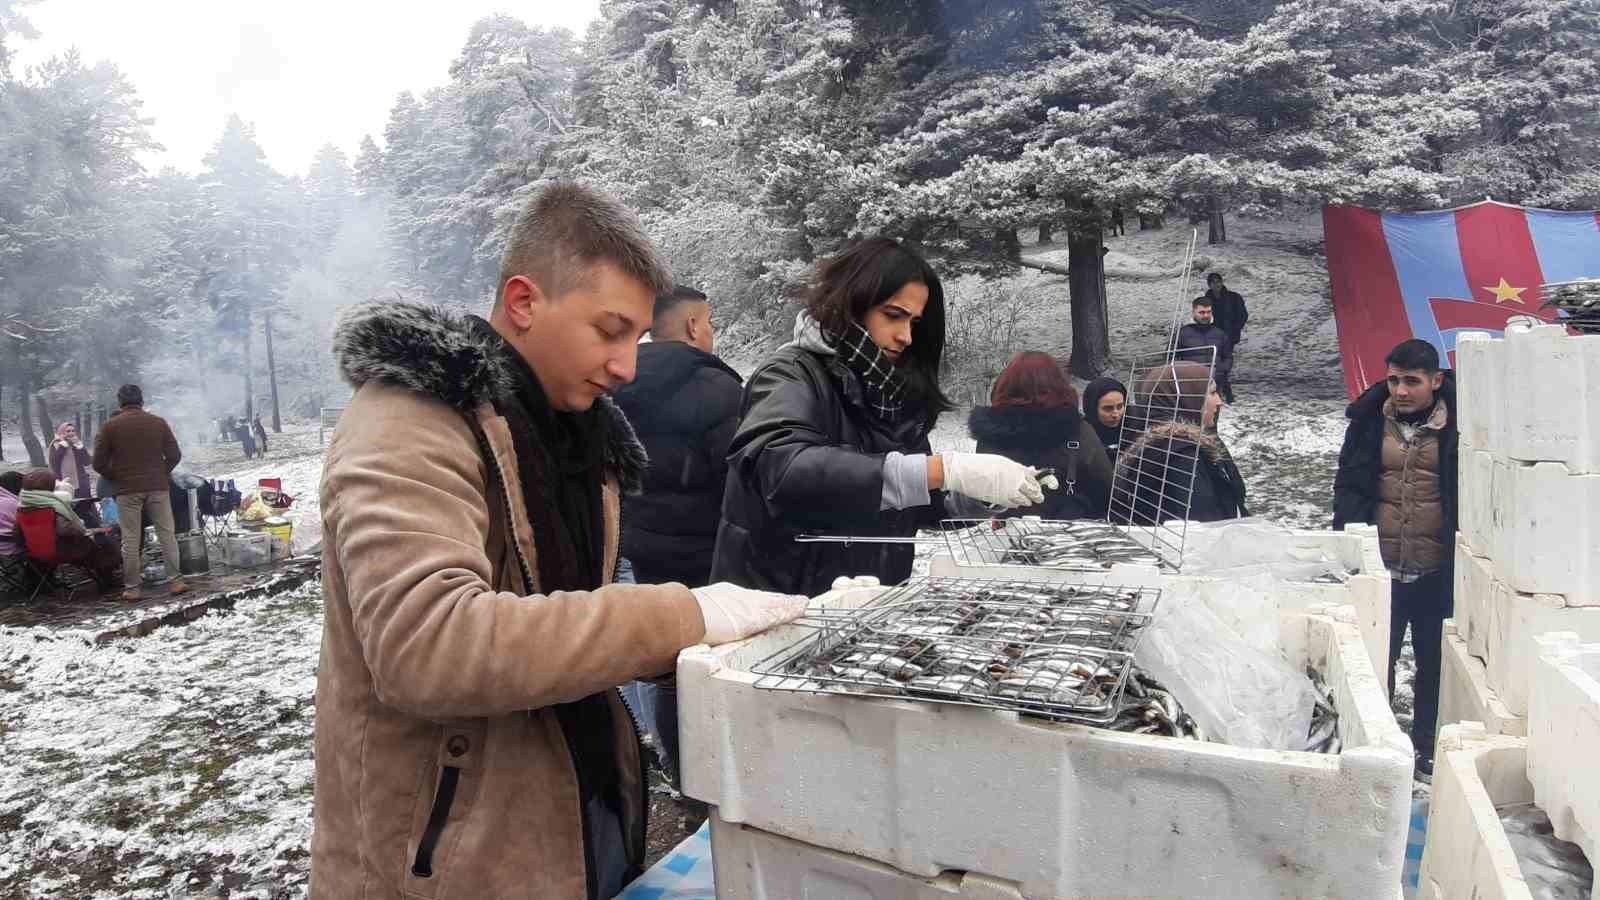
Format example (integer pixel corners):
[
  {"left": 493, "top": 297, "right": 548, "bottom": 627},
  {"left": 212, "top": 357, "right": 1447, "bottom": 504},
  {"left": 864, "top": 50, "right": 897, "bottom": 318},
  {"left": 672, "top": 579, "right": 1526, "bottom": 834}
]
[
  {"left": 332, "top": 301, "right": 648, "bottom": 492},
  {"left": 967, "top": 404, "right": 1083, "bottom": 448},
  {"left": 1119, "top": 420, "right": 1233, "bottom": 470}
]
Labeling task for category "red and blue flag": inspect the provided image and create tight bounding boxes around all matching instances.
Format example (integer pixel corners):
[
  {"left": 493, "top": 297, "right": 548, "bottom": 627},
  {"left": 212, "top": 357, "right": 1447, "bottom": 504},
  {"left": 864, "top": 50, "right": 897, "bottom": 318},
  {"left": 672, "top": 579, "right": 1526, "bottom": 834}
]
[{"left": 1324, "top": 201, "right": 1600, "bottom": 399}]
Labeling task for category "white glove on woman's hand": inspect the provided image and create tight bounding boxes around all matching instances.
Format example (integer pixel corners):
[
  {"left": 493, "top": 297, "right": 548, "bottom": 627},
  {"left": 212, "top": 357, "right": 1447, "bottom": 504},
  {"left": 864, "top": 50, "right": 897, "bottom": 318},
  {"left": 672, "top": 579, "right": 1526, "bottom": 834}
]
[
  {"left": 940, "top": 451, "right": 1045, "bottom": 509},
  {"left": 691, "top": 583, "right": 808, "bottom": 645}
]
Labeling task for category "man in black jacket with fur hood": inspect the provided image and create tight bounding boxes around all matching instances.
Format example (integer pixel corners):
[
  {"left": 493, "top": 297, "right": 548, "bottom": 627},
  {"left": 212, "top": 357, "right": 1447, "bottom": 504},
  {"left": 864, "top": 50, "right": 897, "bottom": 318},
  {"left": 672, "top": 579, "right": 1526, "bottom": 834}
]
[{"left": 1332, "top": 339, "right": 1459, "bottom": 781}]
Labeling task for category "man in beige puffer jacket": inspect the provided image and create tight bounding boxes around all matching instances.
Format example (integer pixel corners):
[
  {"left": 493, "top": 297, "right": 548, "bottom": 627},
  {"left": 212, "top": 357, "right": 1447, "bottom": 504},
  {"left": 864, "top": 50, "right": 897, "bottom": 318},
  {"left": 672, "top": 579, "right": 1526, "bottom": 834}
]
[{"left": 311, "top": 182, "right": 804, "bottom": 900}]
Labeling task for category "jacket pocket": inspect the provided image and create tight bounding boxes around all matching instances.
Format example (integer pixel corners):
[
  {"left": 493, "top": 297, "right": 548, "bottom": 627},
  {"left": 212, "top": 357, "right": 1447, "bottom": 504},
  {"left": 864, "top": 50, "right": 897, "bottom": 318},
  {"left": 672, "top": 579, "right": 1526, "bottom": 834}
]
[{"left": 410, "top": 765, "right": 462, "bottom": 878}]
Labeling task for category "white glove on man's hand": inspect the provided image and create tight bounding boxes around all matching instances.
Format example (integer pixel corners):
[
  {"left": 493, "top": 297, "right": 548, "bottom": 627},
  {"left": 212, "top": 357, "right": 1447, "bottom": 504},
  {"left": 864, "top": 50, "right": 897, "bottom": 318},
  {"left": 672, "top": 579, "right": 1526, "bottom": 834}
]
[
  {"left": 691, "top": 583, "right": 808, "bottom": 645},
  {"left": 940, "top": 451, "right": 1045, "bottom": 509}
]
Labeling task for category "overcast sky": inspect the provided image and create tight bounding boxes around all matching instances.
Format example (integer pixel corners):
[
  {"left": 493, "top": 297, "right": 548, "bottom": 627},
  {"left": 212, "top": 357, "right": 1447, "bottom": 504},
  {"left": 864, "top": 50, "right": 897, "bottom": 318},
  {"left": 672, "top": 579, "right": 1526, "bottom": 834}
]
[{"left": 11, "top": 1, "right": 602, "bottom": 177}]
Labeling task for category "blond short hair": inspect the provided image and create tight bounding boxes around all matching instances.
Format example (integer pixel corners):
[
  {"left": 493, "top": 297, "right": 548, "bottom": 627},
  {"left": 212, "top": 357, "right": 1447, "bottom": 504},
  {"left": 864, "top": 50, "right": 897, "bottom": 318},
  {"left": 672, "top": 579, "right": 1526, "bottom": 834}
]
[{"left": 497, "top": 181, "right": 672, "bottom": 302}]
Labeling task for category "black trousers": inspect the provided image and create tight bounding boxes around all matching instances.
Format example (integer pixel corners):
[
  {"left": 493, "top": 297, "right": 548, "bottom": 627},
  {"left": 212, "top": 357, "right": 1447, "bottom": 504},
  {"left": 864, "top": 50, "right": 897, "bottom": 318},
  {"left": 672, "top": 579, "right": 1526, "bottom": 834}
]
[{"left": 1388, "top": 568, "right": 1453, "bottom": 758}]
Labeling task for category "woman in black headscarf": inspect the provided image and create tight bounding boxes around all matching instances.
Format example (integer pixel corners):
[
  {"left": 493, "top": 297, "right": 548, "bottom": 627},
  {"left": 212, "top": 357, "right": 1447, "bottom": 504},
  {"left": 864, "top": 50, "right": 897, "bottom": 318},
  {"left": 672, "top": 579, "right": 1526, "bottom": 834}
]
[{"left": 1081, "top": 376, "right": 1128, "bottom": 469}]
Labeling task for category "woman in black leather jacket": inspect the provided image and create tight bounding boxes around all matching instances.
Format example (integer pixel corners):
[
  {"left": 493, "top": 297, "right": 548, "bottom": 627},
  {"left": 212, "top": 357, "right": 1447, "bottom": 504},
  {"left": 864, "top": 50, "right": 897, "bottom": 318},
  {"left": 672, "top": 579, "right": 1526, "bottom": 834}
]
[{"left": 710, "top": 238, "right": 1045, "bottom": 595}]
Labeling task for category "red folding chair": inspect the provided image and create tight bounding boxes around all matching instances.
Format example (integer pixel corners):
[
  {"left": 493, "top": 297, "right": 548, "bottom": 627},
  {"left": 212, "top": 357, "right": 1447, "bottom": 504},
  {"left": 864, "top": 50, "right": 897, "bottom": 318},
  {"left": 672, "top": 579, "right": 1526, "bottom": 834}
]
[{"left": 16, "top": 508, "right": 94, "bottom": 602}]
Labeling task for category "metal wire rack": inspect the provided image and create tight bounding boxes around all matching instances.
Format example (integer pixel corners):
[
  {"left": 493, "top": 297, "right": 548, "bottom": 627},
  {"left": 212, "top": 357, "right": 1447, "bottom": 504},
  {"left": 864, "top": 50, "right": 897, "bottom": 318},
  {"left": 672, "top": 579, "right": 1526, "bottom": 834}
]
[
  {"left": 1106, "top": 347, "right": 1217, "bottom": 569},
  {"left": 750, "top": 575, "right": 1161, "bottom": 725},
  {"left": 795, "top": 517, "right": 1166, "bottom": 572}
]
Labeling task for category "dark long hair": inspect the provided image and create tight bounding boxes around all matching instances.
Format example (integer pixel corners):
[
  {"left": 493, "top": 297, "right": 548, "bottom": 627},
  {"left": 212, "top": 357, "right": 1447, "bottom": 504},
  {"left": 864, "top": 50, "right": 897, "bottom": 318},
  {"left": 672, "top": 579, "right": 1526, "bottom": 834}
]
[
  {"left": 804, "top": 237, "right": 954, "bottom": 428},
  {"left": 992, "top": 352, "right": 1078, "bottom": 409}
]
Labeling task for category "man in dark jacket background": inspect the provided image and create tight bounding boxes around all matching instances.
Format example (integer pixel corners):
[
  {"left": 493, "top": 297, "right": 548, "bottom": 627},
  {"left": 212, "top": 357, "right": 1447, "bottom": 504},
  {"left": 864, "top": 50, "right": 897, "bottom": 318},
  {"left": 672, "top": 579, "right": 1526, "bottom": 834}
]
[
  {"left": 1175, "top": 295, "right": 1236, "bottom": 402},
  {"left": 613, "top": 285, "right": 742, "bottom": 588},
  {"left": 611, "top": 285, "right": 742, "bottom": 788},
  {"left": 93, "top": 383, "right": 186, "bottom": 601},
  {"left": 1332, "top": 339, "right": 1458, "bottom": 780},
  {"left": 1197, "top": 271, "right": 1248, "bottom": 348}
]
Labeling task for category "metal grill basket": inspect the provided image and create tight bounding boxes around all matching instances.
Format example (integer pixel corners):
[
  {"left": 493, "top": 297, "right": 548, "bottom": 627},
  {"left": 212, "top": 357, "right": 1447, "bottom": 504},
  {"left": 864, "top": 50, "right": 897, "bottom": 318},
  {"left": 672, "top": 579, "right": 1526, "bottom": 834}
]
[
  {"left": 939, "top": 517, "right": 1165, "bottom": 571},
  {"left": 750, "top": 576, "right": 1161, "bottom": 725}
]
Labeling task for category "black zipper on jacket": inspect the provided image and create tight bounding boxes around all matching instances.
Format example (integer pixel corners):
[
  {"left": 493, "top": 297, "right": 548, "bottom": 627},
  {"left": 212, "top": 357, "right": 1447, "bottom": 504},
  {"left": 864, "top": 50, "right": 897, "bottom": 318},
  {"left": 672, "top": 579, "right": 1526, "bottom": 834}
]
[{"left": 411, "top": 765, "right": 462, "bottom": 878}]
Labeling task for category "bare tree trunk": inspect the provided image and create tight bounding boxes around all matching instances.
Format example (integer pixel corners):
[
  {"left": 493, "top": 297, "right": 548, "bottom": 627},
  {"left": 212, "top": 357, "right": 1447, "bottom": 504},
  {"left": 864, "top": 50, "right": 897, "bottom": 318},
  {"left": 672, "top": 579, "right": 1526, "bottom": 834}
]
[
  {"left": 264, "top": 312, "right": 283, "bottom": 432},
  {"left": 243, "top": 314, "right": 256, "bottom": 423},
  {"left": 995, "top": 227, "right": 1022, "bottom": 262},
  {"left": 1207, "top": 195, "right": 1228, "bottom": 245},
  {"left": 1038, "top": 221, "right": 1054, "bottom": 244},
  {"left": 1139, "top": 213, "right": 1165, "bottom": 230},
  {"left": 1067, "top": 230, "right": 1112, "bottom": 378},
  {"left": 19, "top": 377, "right": 45, "bottom": 467},
  {"left": 36, "top": 395, "right": 55, "bottom": 450}
]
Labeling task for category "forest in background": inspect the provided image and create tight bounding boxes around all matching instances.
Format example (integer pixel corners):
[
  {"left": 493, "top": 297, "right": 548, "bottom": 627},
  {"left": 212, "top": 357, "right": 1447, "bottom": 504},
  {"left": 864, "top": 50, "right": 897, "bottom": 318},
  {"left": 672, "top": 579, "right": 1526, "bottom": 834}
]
[{"left": 2, "top": 0, "right": 1598, "bottom": 465}]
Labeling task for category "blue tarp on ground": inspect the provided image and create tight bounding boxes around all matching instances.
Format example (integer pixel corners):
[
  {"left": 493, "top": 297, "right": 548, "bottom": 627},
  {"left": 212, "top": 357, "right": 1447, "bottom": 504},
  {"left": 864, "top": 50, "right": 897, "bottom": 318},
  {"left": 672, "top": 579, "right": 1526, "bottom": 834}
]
[{"left": 618, "top": 821, "right": 714, "bottom": 900}]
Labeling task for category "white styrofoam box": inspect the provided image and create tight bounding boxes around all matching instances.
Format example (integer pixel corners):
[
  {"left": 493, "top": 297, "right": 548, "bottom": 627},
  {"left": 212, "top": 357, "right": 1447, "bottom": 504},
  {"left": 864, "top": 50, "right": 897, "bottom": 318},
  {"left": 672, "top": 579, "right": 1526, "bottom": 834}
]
[
  {"left": 1454, "top": 552, "right": 1600, "bottom": 716},
  {"left": 1527, "top": 632, "right": 1600, "bottom": 887},
  {"left": 1416, "top": 723, "right": 1538, "bottom": 900},
  {"left": 1456, "top": 536, "right": 1498, "bottom": 661},
  {"left": 679, "top": 604, "right": 1412, "bottom": 900},
  {"left": 1459, "top": 448, "right": 1494, "bottom": 560},
  {"left": 1503, "top": 325, "right": 1600, "bottom": 472},
  {"left": 1455, "top": 330, "right": 1499, "bottom": 454},
  {"left": 1485, "top": 460, "right": 1600, "bottom": 599},
  {"left": 1439, "top": 619, "right": 1526, "bottom": 738},
  {"left": 928, "top": 525, "right": 1394, "bottom": 688},
  {"left": 710, "top": 815, "right": 1028, "bottom": 900}
]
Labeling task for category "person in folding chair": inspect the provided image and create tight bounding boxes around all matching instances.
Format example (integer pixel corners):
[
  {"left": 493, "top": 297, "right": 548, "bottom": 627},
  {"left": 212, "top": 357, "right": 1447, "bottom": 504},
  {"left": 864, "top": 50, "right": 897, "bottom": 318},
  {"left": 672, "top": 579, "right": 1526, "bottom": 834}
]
[
  {"left": 711, "top": 237, "right": 1047, "bottom": 595},
  {"left": 0, "top": 471, "right": 30, "bottom": 594},
  {"left": 15, "top": 469, "right": 122, "bottom": 595}
]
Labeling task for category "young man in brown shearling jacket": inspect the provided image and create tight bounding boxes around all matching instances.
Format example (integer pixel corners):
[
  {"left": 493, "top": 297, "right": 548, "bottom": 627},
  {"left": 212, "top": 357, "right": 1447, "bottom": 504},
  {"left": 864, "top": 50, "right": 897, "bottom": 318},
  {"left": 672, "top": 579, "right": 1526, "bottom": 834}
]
[{"left": 311, "top": 183, "right": 805, "bottom": 900}]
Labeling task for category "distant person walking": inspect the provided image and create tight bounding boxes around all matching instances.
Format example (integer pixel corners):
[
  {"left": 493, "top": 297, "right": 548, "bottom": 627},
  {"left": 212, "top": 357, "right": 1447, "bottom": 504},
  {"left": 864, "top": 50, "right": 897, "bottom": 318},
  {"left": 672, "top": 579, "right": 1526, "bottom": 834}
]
[
  {"left": 49, "top": 423, "right": 100, "bottom": 527},
  {"left": 92, "top": 384, "right": 186, "bottom": 601},
  {"left": 1175, "top": 295, "right": 1236, "bottom": 403},
  {"left": 237, "top": 419, "right": 257, "bottom": 460},
  {"left": 252, "top": 415, "right": 268, "bottom": 457},
  {"left": 1197, "top": 272, "right": 1248, "bottom": 349}
]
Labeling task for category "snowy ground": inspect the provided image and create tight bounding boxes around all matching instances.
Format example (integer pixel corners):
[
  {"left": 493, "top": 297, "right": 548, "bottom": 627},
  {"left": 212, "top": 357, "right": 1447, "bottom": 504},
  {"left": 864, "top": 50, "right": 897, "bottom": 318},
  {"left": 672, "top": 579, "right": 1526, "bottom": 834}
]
[{"left": 0, "top": 215, "right": 1421, "bottom": 896}]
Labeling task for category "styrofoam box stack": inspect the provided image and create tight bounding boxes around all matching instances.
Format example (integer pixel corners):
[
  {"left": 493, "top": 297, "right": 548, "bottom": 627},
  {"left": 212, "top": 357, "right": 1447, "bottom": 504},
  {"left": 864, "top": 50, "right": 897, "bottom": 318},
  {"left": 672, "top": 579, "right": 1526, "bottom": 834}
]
[
  {"left": 929, "top": 522, "right": 1393, "bottom": 685},
  {"left": 1449, "top": 538, "right": 1600, "bottom": 718},
  {"left": 679, "top": 599, "right": 1413, "bottom": 900},
  {"left": 1439, "top": 619, "right": 1525, "bottom": 737},
  {"left": 1527, "top": 632, "right": 1600, "bottom": 892},
  {"left": 1456, "top": 326, "right": 1600, "bottom": 601},
  {"left": 1416, "top": 724, "right": 1543, "bottom": 900}
]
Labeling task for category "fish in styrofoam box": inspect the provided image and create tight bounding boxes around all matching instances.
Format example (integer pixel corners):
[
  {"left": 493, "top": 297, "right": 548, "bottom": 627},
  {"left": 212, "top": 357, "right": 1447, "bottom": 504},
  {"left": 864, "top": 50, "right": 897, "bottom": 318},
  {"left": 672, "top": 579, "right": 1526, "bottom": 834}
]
[
  {"left": 1439, "top": 619, "right": 1525, "bottom": 738},
  {"left": 678, "top": 602, "right": 1413, "bottom": 900},
  {"left": 1528, "top": 631, "right": 1600, "bottom": 894}
]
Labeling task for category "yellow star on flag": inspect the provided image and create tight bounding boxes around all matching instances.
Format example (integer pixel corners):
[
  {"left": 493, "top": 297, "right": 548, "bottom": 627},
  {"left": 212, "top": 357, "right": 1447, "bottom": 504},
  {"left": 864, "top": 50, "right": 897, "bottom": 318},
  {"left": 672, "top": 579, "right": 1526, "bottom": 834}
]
[{"left": 1484, "top": 277, "right": 1527, "bottom": 304}]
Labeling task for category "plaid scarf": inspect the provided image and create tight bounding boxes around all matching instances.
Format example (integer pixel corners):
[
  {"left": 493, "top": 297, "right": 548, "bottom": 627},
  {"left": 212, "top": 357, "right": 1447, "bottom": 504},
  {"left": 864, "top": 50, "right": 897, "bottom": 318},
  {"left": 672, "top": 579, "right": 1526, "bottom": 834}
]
[{"left": 829, "top": 319, "right": 910, "bottom": 425}]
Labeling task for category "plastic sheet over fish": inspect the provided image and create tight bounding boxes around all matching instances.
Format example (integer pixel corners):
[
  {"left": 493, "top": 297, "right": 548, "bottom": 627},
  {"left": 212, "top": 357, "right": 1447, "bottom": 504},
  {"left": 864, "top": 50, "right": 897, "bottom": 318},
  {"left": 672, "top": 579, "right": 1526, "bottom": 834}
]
[
  {"left": 751, "top": 576, "right": 1159, "bottom": 724},
  {"left": 1496, "top": 801, "right": 1595, "bottom": 900}
]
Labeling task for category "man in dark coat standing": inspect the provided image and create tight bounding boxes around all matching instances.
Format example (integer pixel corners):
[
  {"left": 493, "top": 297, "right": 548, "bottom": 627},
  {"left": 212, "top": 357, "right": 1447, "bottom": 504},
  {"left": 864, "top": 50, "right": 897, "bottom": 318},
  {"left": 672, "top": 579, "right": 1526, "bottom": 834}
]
[
  {"left": 1175, "top": 295, "right": 1235, "bottom": 402},
  {"left": 93, "top": 384, "right": 186, "bottom": 601},
  {"left": 613, "top": 285, "right": 743, "bottom": 589},
  {"left": 1332, "top": 339, "right": 1459, "bottom": 782},
  {"left": 1197, "top": 272, "right": 1248, "bottom": 348}
]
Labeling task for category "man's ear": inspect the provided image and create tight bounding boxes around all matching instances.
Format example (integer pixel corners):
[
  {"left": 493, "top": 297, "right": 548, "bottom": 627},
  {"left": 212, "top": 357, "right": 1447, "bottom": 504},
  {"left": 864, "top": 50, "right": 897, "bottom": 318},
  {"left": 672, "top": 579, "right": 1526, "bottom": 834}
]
[
  {"left": 685, "top": 311, "right": 702, "bottom": 344},
  {"left": 1431, "top": 371, "right": 1445, "bottom": 392},
  {"left": 500, "top": 275, "right": 545, "bottom": 331}
]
